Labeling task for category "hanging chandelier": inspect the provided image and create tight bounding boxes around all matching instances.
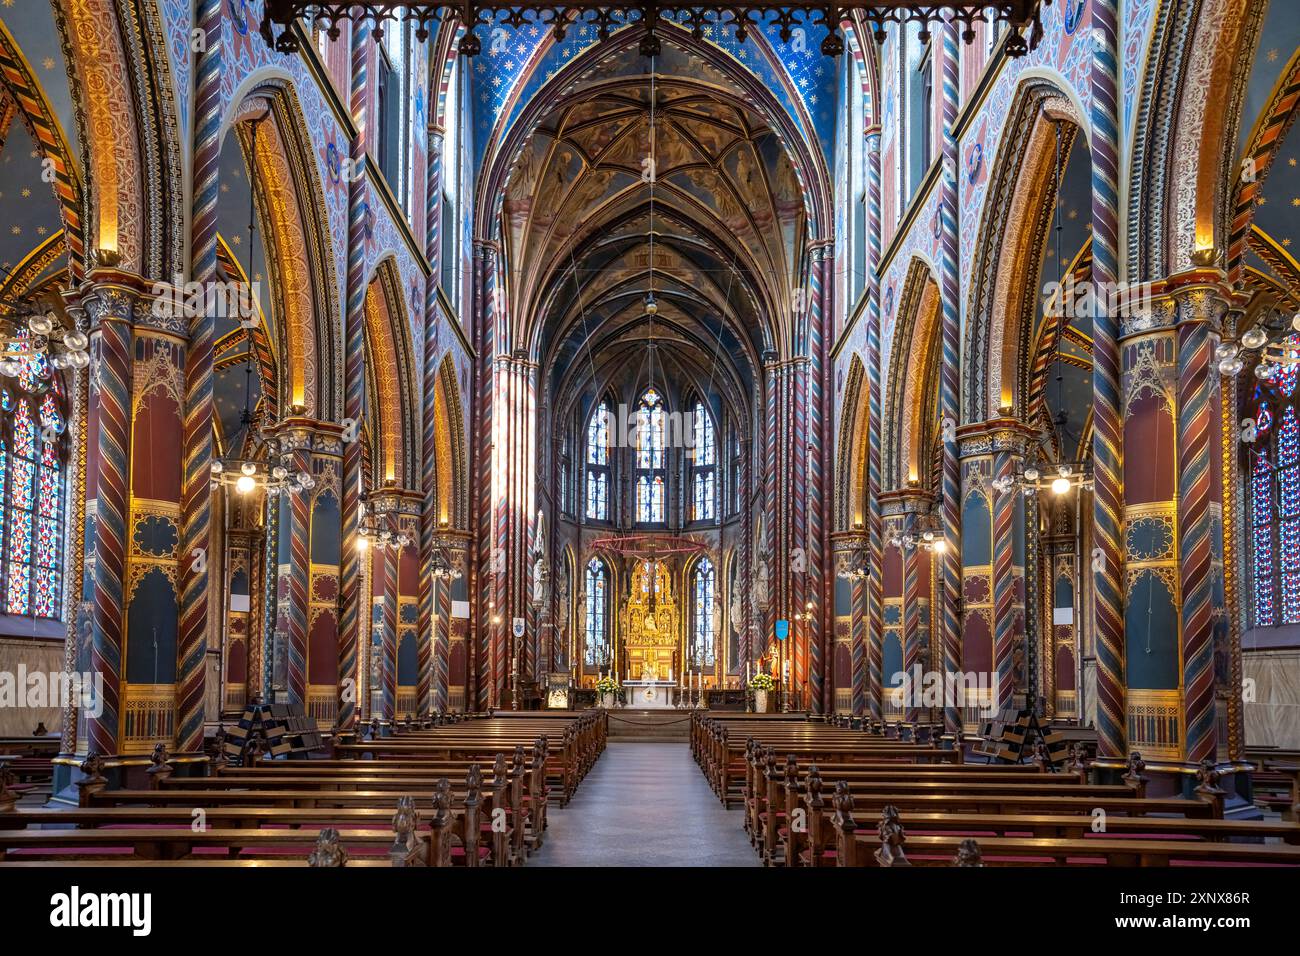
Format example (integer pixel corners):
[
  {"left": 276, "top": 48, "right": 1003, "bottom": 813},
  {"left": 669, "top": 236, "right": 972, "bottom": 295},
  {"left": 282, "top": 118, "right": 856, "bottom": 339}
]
[
  {"left": 260, "top": 2, "right": 1048, "bottom": 58},
  {"left": 991, "top": 459, "right": 1093, "bottom": 498},
  {"left": 888, "top": 526, "right": 948, "bottom": 554},
  {"left": 356, "top": 498, "right": 414, "bottom": 553},
  {"left": 1216, "top": 315, "right": 1294, "bottom": 382},
  {"left": 211, "top": 457, "right": 315, "bottom": 497},
  {"left": 0, "top": 288, "right": 90, "bottom": 376}
]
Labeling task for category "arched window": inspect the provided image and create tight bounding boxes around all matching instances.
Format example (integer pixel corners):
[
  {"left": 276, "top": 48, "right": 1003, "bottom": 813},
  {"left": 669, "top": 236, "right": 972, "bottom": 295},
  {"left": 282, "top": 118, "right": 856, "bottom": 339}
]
[
  {"left": 585, "top": 400, "right": 610, "bottom": 521},
  {"left": 1249, "top": 354, "right": 1300, "bottom": 625},
  {"left": 584, "top": 558, "right": 609, "bottom": 667},
  {"left": 0, "top": 352, "right": 66, "bottom": 619},
  {"left": 690, "top": 399, "right": 716, "bottom": 521},
  {"left": 636, "top": 388, "right": 665, "bottom": 523},
  {"left": 691, "top": 557, "right": 716, "bottom": 667}
]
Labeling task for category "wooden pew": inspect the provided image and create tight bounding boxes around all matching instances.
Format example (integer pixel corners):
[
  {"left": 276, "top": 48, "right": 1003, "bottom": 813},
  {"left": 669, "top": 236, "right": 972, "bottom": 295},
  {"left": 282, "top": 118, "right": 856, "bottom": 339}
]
[
  {"left": 826, "top": 790, "right": 1300, "bottom": 867},
  {"left": 0, "top": 793, "right": 449, "bottom": 866}
]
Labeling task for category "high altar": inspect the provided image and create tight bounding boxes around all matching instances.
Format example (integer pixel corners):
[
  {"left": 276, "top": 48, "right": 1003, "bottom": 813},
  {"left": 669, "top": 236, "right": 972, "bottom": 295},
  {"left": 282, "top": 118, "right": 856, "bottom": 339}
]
[{"left": 621, "top": 559, "right": 678, "bottom": 706}]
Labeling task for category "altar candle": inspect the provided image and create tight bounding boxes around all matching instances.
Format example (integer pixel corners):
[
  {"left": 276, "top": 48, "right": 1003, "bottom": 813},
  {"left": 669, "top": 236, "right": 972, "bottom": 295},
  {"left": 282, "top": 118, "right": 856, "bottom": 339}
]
[{"left": 746, "top": 662, "right": 751, "bottom": 682}]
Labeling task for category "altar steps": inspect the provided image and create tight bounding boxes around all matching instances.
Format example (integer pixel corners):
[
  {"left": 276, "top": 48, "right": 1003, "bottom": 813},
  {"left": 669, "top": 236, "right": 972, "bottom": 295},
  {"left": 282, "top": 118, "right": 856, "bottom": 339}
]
[{"left": 606, "top": 709, "right": 693, "bottom": 741}]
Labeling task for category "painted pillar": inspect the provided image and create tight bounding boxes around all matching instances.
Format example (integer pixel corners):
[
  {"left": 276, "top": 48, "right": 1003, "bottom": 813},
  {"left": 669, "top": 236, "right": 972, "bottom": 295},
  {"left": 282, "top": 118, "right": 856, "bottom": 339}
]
[
  {"left": 810, "top": 240, "right": 835, "bottom": 715},
  {"left": 864, "top": 125, "right": 884, "bottom": 722},
  {"left": 989, "top": 424, "right": 1035, "bottom": 711},
  {"left": 418, "top": 125, "right": 445, "bottom": 718},
  {"left": 957, "top": 432, "right": 995, "bottom": 727},
  {"left": 883, "top": 491, "right": 932, "bottom": 723},
  {"left": 268, "top": 420, "right": 342, "bottom": 716},
  {"left": 1119, "top": 302, "right": 1182, "bottom": 762},
  {"left": 124, "top": 317, "right": 185, "bottom": 754},
  {"left": 1089, "top": 0, "right": 1127, "bottom": 759},
  {"left": 81, "top": 279, "right": 138, "bottom": 755},
  {"left": 177, "top": 0, "right": 222, "bottom": 754},
  {"left": 336, "top": 17, "right": 372, "bottom": 731},
  {"left": 1171, "top": 274, "right": 1230, "bottom": 764},
  {"left": 937, "top": 18, "right": 963, "bottom": 733},
  {"left": 1042, "top": 495, "right": 1079, "bottom": 720},
  {"left": 369, "top": 492, "right": 420, "bottom": 720}
]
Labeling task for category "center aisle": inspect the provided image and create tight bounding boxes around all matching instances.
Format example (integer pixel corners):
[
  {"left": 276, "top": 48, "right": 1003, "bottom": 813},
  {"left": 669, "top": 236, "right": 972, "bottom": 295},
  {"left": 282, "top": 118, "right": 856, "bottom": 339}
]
[{"left": 530, "top": 741, "right": 760, "bottom": 866}]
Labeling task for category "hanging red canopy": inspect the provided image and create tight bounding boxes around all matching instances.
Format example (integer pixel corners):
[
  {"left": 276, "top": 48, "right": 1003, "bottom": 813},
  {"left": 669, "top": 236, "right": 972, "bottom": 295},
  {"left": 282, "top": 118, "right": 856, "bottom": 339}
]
[{"left": 588, "top": 533, "right": 707, "bottom": 559}]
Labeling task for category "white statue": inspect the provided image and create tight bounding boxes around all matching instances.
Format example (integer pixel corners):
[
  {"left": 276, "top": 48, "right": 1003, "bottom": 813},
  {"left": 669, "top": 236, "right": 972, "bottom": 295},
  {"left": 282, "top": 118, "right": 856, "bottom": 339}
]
[
  {"left": 729, "top": 576, "right": 742, "bottom": 635},
  {"left": 754, "top": 559, "right": 770, "bottom": 608},
  {"left": 531, "top": 510, "right": 548, "bottom": 604}
]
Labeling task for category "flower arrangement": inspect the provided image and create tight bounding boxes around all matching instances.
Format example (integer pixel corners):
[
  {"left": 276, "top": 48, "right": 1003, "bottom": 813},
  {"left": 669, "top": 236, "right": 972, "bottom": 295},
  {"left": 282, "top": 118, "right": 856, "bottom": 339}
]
[
  {"left": 595, "top": 676, "right": 619, "bottom": 695},
  {"left": 749, "top": 672, "right": 775, "bottom": 691}
]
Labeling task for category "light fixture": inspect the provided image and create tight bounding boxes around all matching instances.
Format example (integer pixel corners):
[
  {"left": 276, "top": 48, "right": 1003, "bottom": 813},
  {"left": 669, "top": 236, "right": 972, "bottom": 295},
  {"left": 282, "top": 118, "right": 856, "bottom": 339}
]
[
  {"left": 235, "top": 474, "right": 257, "bottom": 495},
  {"left": 0, "top": 291, "right": 91, "bottom": 374},
  {"left": 888, "top": 514, "right": 947, "bottom": 555},
  {"left": 992, "top": 460, "right": 1091, "bottom": 498},
  {"left": 355, "top": 497, "right": 412, "bottom": 553}
]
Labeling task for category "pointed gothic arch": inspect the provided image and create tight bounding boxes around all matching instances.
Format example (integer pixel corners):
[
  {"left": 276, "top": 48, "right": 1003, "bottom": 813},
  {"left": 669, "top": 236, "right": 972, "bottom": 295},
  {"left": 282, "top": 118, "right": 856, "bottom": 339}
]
[
  {"left": 963, "top": 77, "right": 1086, "bottom": 424},
  {"left": 222, "top": 80, "right": 342, "bottom": 421},
  {"left": 883, "top": 258, "right": 941, "bottom": 491}
]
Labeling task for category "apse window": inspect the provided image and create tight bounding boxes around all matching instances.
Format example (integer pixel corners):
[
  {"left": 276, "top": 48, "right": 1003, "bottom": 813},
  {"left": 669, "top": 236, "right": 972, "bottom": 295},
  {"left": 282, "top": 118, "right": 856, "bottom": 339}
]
[
  {"left": 584, "top": 558, "right": 609, "bottom": 667},
  {"left": 636, "top": 389, "right": 666, "bottom": 524},
  {"left": 690, "top": 400, "right": 716, "bottom": 522},
  {"left": 692, "top": 557, "right": 716, "bottom": 667},
  {"left": 585, "top": 400, "right": 610, "bottom": 521}
]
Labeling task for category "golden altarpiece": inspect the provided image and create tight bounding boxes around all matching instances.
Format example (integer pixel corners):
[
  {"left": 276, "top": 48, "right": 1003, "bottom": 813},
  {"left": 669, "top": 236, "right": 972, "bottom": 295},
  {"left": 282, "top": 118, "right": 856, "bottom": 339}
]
[{"left": 622, "top": 560, "right": 680, "bottom": 681}]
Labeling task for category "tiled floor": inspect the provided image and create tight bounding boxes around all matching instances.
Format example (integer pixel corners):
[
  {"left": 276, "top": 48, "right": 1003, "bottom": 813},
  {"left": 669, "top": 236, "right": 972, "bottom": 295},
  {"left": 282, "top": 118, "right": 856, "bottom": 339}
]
[{"left": 529, "top": 741, "right": 759, "bottom": 866}]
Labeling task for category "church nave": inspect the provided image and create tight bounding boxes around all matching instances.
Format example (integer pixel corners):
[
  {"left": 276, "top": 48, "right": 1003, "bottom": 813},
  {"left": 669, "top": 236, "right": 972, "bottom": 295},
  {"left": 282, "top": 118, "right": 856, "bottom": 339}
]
[{"left": 530, "top": 741, "right": 758, "bottom": 867}]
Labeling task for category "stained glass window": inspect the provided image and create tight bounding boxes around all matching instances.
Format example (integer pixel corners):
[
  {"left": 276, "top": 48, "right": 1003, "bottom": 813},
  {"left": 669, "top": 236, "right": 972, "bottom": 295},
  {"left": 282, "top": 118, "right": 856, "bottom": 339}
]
[
  {"left": 690, "top": 400, "right": 716, "bottom": 521},
  {"left": 635, "top": 389, "right": 666, "bottom": 524},
  {"left": 585, "top": 401, "right": 610, "bottom": 521},
  {"left": 0, "top": 353, "right": 66, "bottom": 620},
  {"left": 692, "top": 557, "right": 716, "bottom": 667},
  {"left": 584, "top": 558, "right": 609, "bottom": 667}
]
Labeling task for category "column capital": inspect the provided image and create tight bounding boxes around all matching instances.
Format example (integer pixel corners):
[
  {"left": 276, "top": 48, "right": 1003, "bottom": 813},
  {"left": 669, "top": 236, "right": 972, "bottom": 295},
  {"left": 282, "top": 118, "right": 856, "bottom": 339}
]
[
  {"left": 367, "top": 487, "right": 422, "bottom": 517},
  {"left": 879, "top": 488, "right": 935, "bottom": 518},
  {"left": 265, "top": 417, "right": 346, "bottom": 458},
  {"left": 956, "top": 417, "right": 1038, "bottom": 458}
]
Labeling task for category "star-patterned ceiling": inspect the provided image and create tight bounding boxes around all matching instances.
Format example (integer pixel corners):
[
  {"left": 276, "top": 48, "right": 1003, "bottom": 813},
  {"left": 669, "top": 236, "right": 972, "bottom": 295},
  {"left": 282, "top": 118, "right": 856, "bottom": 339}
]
[{"left": 0, "top": 3, "right": 78, "bottom": 298}]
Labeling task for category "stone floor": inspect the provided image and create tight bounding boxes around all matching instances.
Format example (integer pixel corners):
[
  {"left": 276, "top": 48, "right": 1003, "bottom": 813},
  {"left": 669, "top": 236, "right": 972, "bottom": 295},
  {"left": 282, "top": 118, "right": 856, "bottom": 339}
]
[{"left": 529, "top": 741, "right": 759, "bottom": 866}]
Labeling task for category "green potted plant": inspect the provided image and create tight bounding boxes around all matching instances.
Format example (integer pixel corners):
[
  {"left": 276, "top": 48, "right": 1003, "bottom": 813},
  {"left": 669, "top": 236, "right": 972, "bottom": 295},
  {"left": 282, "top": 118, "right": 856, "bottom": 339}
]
[
  {"left": 749, "top": 672, "right": 775, "bottom": 713},
  {"left": 595, "top": 675, "right": 619, "bottom": 708}
]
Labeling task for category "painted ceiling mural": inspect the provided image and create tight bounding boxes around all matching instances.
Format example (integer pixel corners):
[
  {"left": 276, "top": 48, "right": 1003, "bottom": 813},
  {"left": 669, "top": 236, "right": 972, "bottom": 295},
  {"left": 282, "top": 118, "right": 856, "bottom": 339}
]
[
  {"left": 470, "top": 14, "right": 837, "bottom": 176},
  {"left": 495, "top": 34, "right": 813, "bottom": 441}
]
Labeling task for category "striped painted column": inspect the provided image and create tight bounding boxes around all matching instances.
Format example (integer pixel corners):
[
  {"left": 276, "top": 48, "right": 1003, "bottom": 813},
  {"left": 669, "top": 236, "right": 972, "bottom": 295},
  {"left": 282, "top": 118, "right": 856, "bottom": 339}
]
[
  {"left": 1174, "top": 279, "right": 1227, "bottom": 763},
  {"left": 472, "top": 242, "right": 493, "bottom": 711},
  {"left": 937, "top": 19, "right": 963, "bottom": 733},
  {"left": 285, "top": 442, "right": 312, "bottom": 707},
  {"left": 84, "top": 286, "right": 134, "bottom": 755},
  {"left": 808, "top": 241, "right": 834, "bottom": 714},
  {"left": 738, "top": 441, "right": 753, "bottom": 675},
  {"left": 418, "top": 127, "right": 445, "bottom": 718},
  {"left": 260, "top": 495, "right": 278, "bottom": 698},
  {"left": 957, "top": 442, "right": 995, "bottom": 727},
  {"left": 380, "top": 540, "right": 398, "bottom": 724},
  {"left": 901, "top": 528, "right": 922, "bottom": 724},
  {"left": 865, "top": 128, "right": 884, "bottom": 722},
  {"left": 337, "top": 20, "right": 371, "bottom": 730},
  {"left": 1219, "top": 356, "right": 1245, "bottom": 760},
  {"left": 1089, "top": 0, "right": 1127, "bottom": 759},
  {"left": 175, "top": 0, "right": 223, "bottom": 754}
]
